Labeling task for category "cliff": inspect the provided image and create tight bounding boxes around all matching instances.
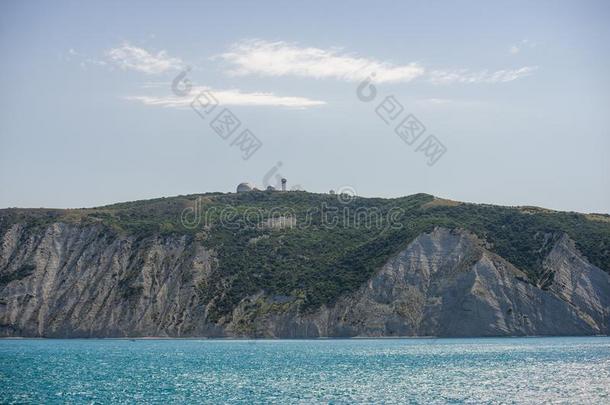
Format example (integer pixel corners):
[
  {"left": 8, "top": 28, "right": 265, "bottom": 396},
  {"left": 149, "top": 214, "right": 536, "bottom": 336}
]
[{"left": 0, "top": 192, "right": 608, "bottom": 337}]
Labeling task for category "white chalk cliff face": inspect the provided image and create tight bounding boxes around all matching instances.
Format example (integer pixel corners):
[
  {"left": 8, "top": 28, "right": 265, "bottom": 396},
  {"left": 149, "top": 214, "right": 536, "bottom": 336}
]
[{"left": 0, "top": 224, "right": 608, "bottom": 337}]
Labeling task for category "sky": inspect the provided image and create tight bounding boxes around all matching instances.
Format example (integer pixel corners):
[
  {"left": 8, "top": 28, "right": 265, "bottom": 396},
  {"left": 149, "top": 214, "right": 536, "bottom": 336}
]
[{"left": 0, "top": 0, "right": 608, "bottom": 213}]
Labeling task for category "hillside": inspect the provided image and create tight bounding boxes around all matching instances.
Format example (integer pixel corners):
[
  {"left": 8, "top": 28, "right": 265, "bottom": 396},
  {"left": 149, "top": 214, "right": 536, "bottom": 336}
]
[{"left": 0, "top": 191, "right": 609, "bottom": 337}]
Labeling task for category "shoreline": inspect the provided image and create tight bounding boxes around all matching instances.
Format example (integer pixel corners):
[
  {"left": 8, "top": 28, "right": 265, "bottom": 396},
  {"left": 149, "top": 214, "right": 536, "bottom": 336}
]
[{"left": 1, "top": 334, "right": 608, "bottom": 340}]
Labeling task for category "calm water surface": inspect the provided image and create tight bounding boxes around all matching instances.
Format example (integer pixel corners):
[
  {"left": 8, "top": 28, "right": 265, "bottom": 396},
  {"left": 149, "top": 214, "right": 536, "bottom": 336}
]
[{"left": 1, "top": 337, "right": 609, "bottom": 403}]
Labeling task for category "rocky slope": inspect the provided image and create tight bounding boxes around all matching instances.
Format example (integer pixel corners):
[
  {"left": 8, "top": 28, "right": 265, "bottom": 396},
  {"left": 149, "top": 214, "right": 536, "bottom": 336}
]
[
  {"left": 251, "top": 229, "right": 609, "bottom": 337},
  {"left": 0, "top": 226, "right": 608, "bottom": 338},
  {"left": 0, "top": 193, "right": 608, "bottom": 337},
  {"left": 0, "top": 223, "right": 219, "bottom": 337}
]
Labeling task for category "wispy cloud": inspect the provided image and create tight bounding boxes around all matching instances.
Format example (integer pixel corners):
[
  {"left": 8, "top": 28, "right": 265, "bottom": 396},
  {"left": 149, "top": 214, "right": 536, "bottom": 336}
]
[
  {"left": 64, "top": 48, "right": 108, "bottom": 69},
  {"left": 217, "top": 39, "right": 425, "bottom": 83},
  {"left": 428, "top": 66, "right": 538, "bottom": 85},
  {"left": 417, "top": 98, "right": 454, "bottom": 106},
  {"left": 509, "top": 39, "right": 536, "bottom": 55},
  {"left": 125, "top": 86, "right": 326, "bottom": 108},
  {"left": 217, "top": 39, "right": 538, "bottom": 86},
  {"left": 106, "top": 42, "right": 183, "bottom": 74}
]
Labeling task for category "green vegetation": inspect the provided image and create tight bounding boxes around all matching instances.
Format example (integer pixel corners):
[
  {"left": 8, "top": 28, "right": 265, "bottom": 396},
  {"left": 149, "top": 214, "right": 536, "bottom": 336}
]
[{"left": 1, "top": 191, "right": 609, "bottom": 321}]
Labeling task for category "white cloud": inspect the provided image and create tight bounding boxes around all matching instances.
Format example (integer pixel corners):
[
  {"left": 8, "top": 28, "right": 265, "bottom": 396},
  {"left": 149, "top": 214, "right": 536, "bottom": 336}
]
[
  {"left": 217, "top": 39, "right": 538, "bottom": 86},
  {"left": 125, "top": 86, "right": 326, "bottom": 109},
  {"left": 509, "top": 39, "right": 536, "bottom": 55},
  {"left": 106, "top": 42, "right": 183, "bottom": 74},
  {"left": 64, "top": 48, "right": 107, "bottom": 69},
  {"left": 217, "top": 39, "right": 425, "bottom": 83},
  {"left": 428, "top": 66, "right": 538, "bottom": 85},
  {"left": 418, "top": 98, "right": 454, "bottom": 105}
]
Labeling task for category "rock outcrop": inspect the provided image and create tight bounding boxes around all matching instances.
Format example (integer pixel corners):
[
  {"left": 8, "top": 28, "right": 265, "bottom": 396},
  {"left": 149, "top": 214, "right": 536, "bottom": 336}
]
[
  {"left": 0, "top": 223, "right": 221, "bottom": 337},
  {"left": 234, "top": 229, "right": 610, "bottom": 337},
  {"left": 1, "top": 224, "right": 608, "bottom": 337}
]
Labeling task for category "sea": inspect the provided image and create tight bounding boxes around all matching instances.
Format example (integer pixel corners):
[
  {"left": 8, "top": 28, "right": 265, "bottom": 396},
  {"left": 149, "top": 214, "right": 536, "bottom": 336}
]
[{"left": 1, "top": 337, "right": 609, "bottom": 403}]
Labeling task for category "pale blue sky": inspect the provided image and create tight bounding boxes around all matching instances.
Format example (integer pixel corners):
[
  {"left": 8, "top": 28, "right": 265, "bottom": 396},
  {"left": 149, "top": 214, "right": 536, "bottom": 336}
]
[{"left": 0, "top": 0, "right": 608, "bottom": 212}]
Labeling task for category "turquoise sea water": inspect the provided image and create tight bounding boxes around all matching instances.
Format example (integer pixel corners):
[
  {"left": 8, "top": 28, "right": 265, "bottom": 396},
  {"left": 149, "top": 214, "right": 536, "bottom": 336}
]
[{"left": 1, "top": 337, "right": 609, "bottom": 403}]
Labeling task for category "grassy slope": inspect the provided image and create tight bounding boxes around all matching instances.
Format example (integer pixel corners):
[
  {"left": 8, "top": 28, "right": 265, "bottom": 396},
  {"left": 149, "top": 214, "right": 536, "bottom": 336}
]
[{"left": 1, "top": 192, "right": 609, "bottom": 320}]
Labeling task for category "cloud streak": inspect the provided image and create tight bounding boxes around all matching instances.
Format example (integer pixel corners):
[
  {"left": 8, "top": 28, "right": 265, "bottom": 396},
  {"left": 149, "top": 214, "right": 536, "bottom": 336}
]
[
  {"left": 217, "top": 39, "right": 425, "bottom": 83},
  {"left": 106, "top": 42, "right": 183, "bottom": 74},
  {"left": 217, "top": 39, "right": 537, "bottom": 86},
  {"left": 428, "top": 66, "right": 538, "bottom": 85},
  {"left": 509, "top": 39, "right": 536, "bottom": 55},
  {"left": 125, "top": 86, "right": 326, "bottom": 108}
]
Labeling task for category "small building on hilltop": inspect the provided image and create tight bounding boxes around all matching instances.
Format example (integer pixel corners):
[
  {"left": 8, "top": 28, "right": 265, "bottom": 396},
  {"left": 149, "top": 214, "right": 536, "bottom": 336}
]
[
  {"left": 237, "top": 179, "right": 290, "bottom": 193},
  {"left": 236, "top": 182, "right": 256, "bottom": 193}
]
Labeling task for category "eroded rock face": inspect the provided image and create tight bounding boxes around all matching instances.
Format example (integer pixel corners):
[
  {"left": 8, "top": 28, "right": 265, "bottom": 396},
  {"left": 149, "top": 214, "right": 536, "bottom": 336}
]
[
  {"left": 0, "top": 224, "right": 608, "bottom": 337},
  {"left": 0, "top": 223, "right": 219, "bottom": 337},
  {"left": 539, "top": 234, "right": 609, "bottom": 333},
  {"left": 252, "top": 229, "right": 609, "bottom": 337}
]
